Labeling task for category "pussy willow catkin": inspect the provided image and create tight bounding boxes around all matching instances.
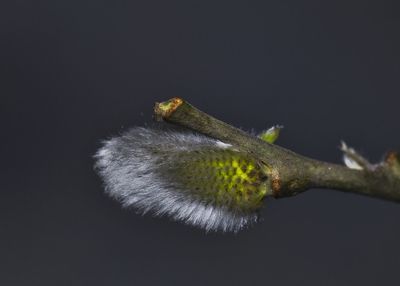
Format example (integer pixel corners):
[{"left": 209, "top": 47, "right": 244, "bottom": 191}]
[{"left": 95, "top": 127, "right": 271, "bottom": 232}]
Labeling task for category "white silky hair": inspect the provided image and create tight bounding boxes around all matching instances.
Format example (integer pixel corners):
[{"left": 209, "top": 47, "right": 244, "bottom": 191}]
[
  {"left": 94, "top": 127, "right": 258, "bottom": 232},
  {"left": 340, "top": 141, "right": 365, "bottom": 170},
  {"left": 343, "top": 155, "right": 364, "bottom": 170}
]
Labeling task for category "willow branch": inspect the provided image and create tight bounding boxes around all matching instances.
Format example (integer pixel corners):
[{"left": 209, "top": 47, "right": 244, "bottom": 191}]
[{"left": 154, "top": 97, "right": 400, "bottom": 202}]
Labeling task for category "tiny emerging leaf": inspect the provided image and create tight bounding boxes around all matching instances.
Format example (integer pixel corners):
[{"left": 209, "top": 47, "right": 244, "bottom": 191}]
[{"left": 258, "top": 125, "right": 283, "bottom": 144}]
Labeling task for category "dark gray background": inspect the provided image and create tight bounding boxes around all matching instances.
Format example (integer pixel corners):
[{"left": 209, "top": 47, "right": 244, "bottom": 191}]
[{"left": 2, "top": 0, "right": 400, "bottom": 285}]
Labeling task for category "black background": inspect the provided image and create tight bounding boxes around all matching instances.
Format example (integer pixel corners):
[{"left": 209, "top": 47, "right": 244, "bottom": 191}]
[{"left": 2, "top": 1, "right": 400, "bottom": 285}]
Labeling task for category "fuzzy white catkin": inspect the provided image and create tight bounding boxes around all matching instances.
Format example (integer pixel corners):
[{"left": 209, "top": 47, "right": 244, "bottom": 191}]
[{"left": 94, "top": 127, "right": 258, "bottom": 232}]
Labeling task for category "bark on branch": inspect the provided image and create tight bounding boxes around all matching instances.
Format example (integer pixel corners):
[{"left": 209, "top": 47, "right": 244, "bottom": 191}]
[{"left": 154, "top": 97, "right": 400, "bottom": 202}]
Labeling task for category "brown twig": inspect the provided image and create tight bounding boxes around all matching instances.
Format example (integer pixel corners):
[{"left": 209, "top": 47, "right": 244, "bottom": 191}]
[{"left": 154, "top": 97, "right": 400, "bottom": 202}]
